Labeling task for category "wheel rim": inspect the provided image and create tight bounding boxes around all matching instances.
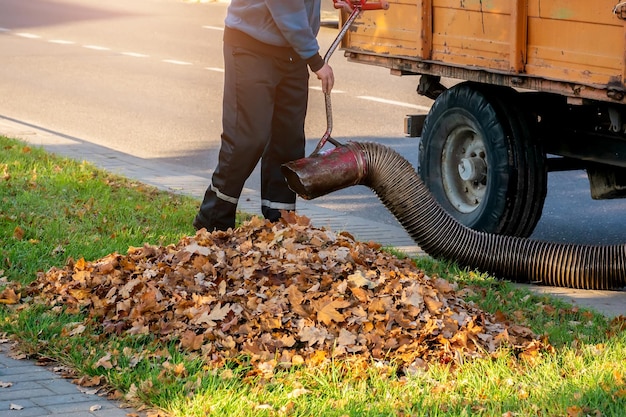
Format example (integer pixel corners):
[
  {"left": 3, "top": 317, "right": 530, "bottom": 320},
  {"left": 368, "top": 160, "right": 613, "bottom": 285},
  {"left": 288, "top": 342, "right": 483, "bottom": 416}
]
[{"left": 441, "top": 125, "right": 488, "bottom": 214}]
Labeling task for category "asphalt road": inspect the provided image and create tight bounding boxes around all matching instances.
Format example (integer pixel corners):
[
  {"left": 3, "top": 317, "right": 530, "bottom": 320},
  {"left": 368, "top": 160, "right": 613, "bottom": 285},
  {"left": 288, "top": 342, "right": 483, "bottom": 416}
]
[{"left": 1, "top": 0, "right": 625, "bottom": 246}]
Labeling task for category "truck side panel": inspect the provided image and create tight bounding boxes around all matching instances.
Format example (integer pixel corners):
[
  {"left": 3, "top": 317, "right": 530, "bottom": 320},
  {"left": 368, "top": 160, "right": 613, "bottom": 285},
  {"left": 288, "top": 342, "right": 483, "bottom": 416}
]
[
  {"left": 432, "top": 0, "right": 513, "bottom": 71},
  {"left": 342, "top": 0, "right": 626, "bottom": 100},
  {"left": 344, "top": 1, "right": 422, "bottom": 57},
  {"left": 526, "top": 0, "right": 623, "bottom": 86}
]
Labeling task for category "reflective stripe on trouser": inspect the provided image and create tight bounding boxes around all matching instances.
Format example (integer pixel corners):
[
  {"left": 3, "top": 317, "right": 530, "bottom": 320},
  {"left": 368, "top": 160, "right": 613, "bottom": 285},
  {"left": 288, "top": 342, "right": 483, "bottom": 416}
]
[{"left": 196, "top": 42, "right": 307, "bottom": 229}]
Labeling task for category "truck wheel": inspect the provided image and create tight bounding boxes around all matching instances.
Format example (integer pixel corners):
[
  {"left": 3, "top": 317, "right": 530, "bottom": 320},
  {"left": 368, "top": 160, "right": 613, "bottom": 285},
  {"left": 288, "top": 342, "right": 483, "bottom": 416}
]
[
  {"left": 485, "top": 88, "right": 547, "bottom": 237},
  {"left": 418, "top": 83, "right": 546, "bottom": 236}
]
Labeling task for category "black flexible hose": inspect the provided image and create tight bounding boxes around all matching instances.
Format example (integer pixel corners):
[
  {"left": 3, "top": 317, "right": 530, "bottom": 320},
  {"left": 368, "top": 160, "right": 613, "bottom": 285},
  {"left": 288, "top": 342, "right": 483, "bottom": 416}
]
[{"left": 298, "top": 142, "right": 626, "bottom": 290}]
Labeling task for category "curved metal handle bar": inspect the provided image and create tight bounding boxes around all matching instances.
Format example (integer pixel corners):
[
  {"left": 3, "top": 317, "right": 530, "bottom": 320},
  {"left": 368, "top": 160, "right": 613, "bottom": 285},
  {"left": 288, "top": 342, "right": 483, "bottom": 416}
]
[
  {"left": 323, "top": 6, "right": 362, "bottom": 64},
  {"left": 310, "top": 7, "right": 362, "bottom": 156}
]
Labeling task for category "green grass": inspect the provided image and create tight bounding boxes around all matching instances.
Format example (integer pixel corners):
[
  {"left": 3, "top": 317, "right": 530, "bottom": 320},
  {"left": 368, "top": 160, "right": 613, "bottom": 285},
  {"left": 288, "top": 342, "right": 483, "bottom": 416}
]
[
  {"left": 1, "top": 141, "right": 196, "bottom": 284},
  {"left": 1, "top": 135, "right": 626, "bottom": 416}
]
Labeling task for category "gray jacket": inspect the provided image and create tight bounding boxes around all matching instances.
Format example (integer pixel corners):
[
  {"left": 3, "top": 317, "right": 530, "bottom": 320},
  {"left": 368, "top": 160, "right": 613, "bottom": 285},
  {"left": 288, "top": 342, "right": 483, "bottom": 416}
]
[{"left": 224, "top": 0, "right": 322, "bottom": 62}]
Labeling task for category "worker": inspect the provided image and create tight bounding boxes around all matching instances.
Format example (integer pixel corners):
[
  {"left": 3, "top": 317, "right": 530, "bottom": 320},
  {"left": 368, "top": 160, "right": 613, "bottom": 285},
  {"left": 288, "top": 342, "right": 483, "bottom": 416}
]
[{"left": 194, "top": 0, "right": 352, "bottom": 232}]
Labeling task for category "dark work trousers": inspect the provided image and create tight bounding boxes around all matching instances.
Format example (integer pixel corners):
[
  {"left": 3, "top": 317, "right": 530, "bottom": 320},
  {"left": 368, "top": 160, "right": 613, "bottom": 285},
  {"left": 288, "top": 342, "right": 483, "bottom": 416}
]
[{"left": 195, "top": 43, "right": 309, "bottom": 231}]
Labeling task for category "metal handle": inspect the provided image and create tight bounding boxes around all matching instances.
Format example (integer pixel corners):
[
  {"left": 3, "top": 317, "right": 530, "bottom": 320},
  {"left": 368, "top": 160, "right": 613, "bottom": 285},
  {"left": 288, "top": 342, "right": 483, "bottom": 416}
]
[{"left": 310, "top": 1, "right": 389, "bottom": 156}]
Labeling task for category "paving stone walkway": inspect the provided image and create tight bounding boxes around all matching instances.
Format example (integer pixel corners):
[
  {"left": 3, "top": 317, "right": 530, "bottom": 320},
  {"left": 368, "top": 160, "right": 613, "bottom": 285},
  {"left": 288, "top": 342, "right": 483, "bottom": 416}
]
[{"left": 0, "top": 341, "right": 144, "bottom": 417}]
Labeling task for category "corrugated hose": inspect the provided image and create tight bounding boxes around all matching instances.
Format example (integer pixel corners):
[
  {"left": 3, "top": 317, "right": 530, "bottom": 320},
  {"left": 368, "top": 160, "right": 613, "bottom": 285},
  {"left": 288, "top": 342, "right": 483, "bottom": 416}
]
[{"left": 282, "top": 141, "right": 626, "bottom": 290}]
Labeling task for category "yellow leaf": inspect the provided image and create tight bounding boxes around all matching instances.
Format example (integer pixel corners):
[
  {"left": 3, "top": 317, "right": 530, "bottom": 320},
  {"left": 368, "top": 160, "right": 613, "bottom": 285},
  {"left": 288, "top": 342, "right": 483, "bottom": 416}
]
[
  {"left": 347, "top": 270, "right": 376, "bottom": 289},
  {"left": 308, "top": 350, "right": 327, "bottom": 366},
  {"left": 74, "top": 258, "right": 88, "bottom": 271},
  {"left": 171, "top": 362, "right": 187, "bottom": 377},
  {"left": 315, "top": 298, "right": 351, "bottom": 326},
  {"left": 0, "top": 288, "right": 20, "bottom": 305},
  {"left": 349, "top": 286, "right": 369, "bottom": 303},
  {"left": 613, "top": 370, "right": 625, "bottom": 385},
  {"left": 68, "top": 288, "right": 90, "bottom": 301},
  {"left": 2, "top": 164, "right": 10, "bottom": 181}
]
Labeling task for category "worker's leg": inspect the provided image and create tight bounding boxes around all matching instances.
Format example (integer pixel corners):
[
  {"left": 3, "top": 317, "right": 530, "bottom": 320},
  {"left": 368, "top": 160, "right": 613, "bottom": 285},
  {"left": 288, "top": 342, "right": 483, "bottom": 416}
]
[
  {"left": 260, "top": 59, "right": 309, "bottom": 222},
  {"left": 195, "top": 44, "right": 277, "bottom": 231}
]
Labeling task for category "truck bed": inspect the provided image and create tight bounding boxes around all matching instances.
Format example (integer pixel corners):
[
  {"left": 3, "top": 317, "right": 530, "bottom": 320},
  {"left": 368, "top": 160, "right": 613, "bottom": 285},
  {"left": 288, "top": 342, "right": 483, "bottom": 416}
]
[{"left": 342, "top": 0, "right": 626, "bottom": 103}]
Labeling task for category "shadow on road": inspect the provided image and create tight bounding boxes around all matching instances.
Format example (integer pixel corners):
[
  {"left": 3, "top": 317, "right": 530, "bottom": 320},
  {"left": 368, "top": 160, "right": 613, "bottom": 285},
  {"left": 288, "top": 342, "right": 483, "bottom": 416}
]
[{"left": 0, "top": 0, "right": 140, "bottom": 30}]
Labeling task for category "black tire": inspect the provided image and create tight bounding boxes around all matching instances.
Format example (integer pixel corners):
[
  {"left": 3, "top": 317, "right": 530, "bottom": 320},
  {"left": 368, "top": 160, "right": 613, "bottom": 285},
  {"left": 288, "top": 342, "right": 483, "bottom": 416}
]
[
  {"left": 418, "top": 82, "right": 547, "bottom": 237},
  {"left": 483, "top": 87, "right": 547, "bottom": 237}
]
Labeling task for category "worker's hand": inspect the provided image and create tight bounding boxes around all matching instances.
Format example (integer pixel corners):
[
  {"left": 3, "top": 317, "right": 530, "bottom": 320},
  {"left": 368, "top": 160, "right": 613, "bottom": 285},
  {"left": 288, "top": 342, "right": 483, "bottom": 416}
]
[{"left": 314, "top": 63, "right": 334, "bottom": 94}]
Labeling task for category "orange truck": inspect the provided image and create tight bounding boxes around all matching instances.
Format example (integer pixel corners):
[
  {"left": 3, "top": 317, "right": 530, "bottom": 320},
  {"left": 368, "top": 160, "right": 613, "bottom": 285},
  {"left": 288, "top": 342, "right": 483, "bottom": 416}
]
[{"left": 339, "top": 0, "right": 626, "bottom": 237}]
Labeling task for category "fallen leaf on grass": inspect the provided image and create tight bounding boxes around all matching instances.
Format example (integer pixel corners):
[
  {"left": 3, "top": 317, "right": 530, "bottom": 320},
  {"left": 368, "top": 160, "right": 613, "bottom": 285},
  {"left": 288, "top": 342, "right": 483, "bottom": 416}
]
[
  {"left": 78, "top": 387, "right": 101, "bottom": 395},
  {"left": 12, "top": 226, "right": 24, "bottom": 240},
  {"left": 74, "top": 375, "right": 102, "bottom": 388},
  {"left": 287, "top": 387, "right": 310, "bottom": 398},
  {"left": 566, "top": 405, "right": 583, "bottom": 417},
  {"left": 94, "top": 353, "right": 114, "bottom": 370},
  {"left": 7, "top": 350, "right": 27, "bottom": 360},
  {"left": 0, "top": 288, "right": 20, "bottom": 305},
  {"left": 180, "top": 330, "right": 203, "bottom": 351}
]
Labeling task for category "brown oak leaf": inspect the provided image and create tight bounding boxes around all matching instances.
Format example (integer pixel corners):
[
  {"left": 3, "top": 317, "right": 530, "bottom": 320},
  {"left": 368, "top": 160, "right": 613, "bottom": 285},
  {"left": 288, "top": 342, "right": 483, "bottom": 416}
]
[
  {"left": 313, "top": 298, "right": 351, "bottom": 326},
  {"left": 298, "top": 325, "right": 330, "bottom": 346}
]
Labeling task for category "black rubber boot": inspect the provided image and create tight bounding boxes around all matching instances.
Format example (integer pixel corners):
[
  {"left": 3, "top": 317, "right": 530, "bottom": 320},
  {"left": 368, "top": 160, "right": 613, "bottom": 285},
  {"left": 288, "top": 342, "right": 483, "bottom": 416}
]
[{"left": 194, "top": 188, "right": 237, "bottom": 231}]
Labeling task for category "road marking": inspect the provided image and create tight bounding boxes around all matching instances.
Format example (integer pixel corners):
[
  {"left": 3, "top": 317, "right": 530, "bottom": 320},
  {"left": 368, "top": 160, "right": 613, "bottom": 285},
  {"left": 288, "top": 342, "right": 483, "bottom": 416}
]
[
  {"left": 162, "top": 59, "right": 192, "bottom": 65},
  {"left": 84, "top": 45, "right": 110, "bottom": 51},
  {"left": 357, "top": 96, "right": 431, "bottom": 111},
  {"left": 16, "top": 33, "right": 40, "bottom": 39},
  {"left": 2, "top": 25, "right": 415, "bottom": 116},
  {"left": 122, "top": 52, "right": 149, "bottom": 58},
  {"left": 49, "top": 39, "right": 75, "bottom": 45}
]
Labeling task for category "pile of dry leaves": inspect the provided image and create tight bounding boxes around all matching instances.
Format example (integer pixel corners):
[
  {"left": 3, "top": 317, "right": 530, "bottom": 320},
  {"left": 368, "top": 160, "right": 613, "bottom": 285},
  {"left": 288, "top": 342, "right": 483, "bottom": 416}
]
[{"left": 26, "top": 213, "right": 546, "bottom": 372}]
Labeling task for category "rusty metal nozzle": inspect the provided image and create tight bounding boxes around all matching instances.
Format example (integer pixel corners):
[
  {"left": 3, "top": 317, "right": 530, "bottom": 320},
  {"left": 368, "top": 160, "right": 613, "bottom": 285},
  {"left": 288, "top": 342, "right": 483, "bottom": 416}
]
[{"left": 281, "top": 144, "right": 368, "bottom": 200}]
